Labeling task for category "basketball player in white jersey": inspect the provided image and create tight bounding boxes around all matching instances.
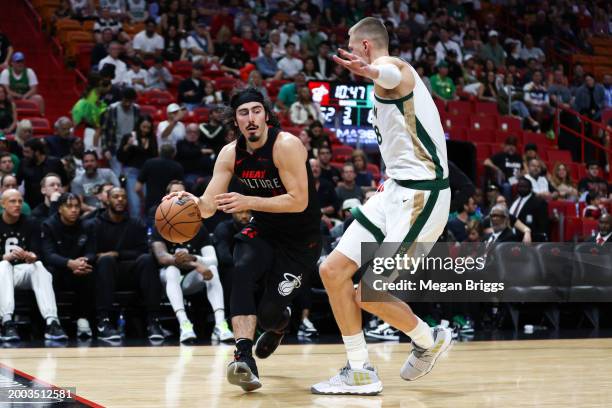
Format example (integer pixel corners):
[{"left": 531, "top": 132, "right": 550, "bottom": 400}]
[{"left": 311, "top": 17, "right": 453, "bottom": 395}]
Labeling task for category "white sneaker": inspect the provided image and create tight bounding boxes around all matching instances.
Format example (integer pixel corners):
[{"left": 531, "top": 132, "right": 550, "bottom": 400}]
[
  {"left": 180, "top": 321, "right": 196, "bottom": 343},
  {"left": 298, "top": 317, "right": 318, "bottom": 337},
  {"left": 400, "top": 327, "right": 452, "bottom": 381},
  {"left": 211, "top": 321, "right": 234, "bottom": 342},
  {"left": 76, "top": 318, "right": 92, "bottom": 338},
  {"left": 365, "top": 322, "right": 400, "bottom": 341},
  {"left": 311, "top": 362, "right": 383, "bottom": 395}
]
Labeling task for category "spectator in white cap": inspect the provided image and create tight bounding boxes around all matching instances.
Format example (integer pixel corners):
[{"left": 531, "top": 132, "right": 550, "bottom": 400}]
[
  {"left": 479, "top": 30, "right": 506, "bottom": 68},
  {"left": 156, "top": 103, "right": 185, "bottom": 151},
  {"left": 0, "top": 52, "right": 45, "bottom": 116}
]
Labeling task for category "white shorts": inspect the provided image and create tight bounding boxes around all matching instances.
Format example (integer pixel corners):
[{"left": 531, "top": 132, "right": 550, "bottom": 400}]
[{"left": 335, "top": 179, "right": 451, "bottom": 267}]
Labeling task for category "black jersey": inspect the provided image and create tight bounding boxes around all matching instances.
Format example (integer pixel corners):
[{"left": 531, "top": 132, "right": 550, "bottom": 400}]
[
  {"left": 0, "top": 215, "right": 40, "bottom": 265},
  {"left": 234, "top": 127, "right": 321, "bottom": 242},
  {"left": 151, "top": 222, "right": 211, "bottom": 255}
]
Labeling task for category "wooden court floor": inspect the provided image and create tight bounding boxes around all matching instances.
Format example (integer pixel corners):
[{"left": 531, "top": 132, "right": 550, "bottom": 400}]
[{"left": 1, "top": 338, "right": 612, "bottom": 407}]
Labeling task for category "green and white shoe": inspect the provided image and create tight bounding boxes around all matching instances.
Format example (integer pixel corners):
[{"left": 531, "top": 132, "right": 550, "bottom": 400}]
[
  {"left": 179, "top": 321, "right": 196, "bottom": 343},
  {"left": 211, "top": 321, "right": 234, "bottom": 342}
]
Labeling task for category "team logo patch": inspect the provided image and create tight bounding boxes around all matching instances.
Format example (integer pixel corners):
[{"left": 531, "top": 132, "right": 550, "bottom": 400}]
[{"left": 278, "top": 273, "right": 302, "bottom": 296}]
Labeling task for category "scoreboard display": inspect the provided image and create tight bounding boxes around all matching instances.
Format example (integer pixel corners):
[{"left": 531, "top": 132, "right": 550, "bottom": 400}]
[{"left": 307, "top": 81, "right": 378, "bottom": 149}]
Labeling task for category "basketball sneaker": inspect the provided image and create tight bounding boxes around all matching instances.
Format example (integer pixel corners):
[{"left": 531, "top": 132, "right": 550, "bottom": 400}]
[
  {"left": 226, "top": 350, "right": 262, "bottom": 392},
  {"left": 211, "top": 321, "right": 234, "bottom": 342},
  {"left": 97, "top": 318, "right": 121, "bottom": 341},
  {"left": 400, "top": 327, "right": 452, "bottom": 381},
  {"left": 365, "top": 322, "right": 400, "bottom": 341},
  {"left": 179, "top": 321, "right": 196, "bottom": 343},
  {"left": 1, "top": 320, "right": 20, "bottom": 342},
  {"left": 311, "top": 362, "right": 383, "bottom": 395},
  {"left": 44, "top": 321, "right": 68, "bottom": 341},
  {"left": 76, "top": 318, "right": 92, "bottom": 338},
  {"left": 147, "top": 319, "right": 165, "bottom": 341},
  {"left": 254, "top": 330, "right": 284, "bottom": 359},
  {"left": 297, "top": 317, "right": 318, "bottom": 337}
]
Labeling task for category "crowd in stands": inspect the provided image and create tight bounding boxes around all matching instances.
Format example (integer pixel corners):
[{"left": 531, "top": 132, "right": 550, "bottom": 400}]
[{"left": 0, "top": 0, "right": 611, "bottom": 343}]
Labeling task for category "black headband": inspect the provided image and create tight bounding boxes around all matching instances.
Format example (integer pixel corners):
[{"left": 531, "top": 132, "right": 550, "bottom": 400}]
[{"left": 230, "top": 88, "right": 265, "bottom": 110}]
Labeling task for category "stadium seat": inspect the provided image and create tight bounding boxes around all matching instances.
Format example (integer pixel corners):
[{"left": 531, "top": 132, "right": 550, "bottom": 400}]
[
  {"left": 445, "top": 113, "right": 470, "bottom": 129},
  {"left": 214, "top": 77, "right": 239, "bottom": 92},
  {"left": 547, "top": 200, "right": 577, "bottom": 218},
  {"left": 332, "top": 145, "right": 354, "bottom": 162},
  {"left": 367, "top": 163, "right": 381, "bottom": 181},
  {"left": 571, "top": 243, "right": 612, "bottom": 302},
  {"left": 546, "top": 149, "right": 573, "bottom": 164},
  {"left": 564, "top": 217, "right": 583, "bottom": 242},
  {"left": 470, "top": 115, "right": 497, "bottom": 130},
  {"left": 169, "top": 60, "right": 193, "bottom": 76},
  {"left": 469, "top": 129, "right": 495, "bottom": 144},
  {"left": 447, "top": 100, "right": 473, "bottom": 116},
  {"left": 475, "top": 143, "right": 492, "bottom": 160},
  {"left": 498, "top": 116, "right": 522, "bottom": 133},
  {"left": 582, "top": 219, "right": 599, "bottom": 239},
  {"left": 193, "top": 107, "right": 210, "bottom": 122},
  {"left": 15, "top": 99, "right": 41, "bottom": 118},
  {"left": 433, "top": 98, "right": 446, "bottom": 115},
  {"left": 474, "top": 102, "right": 499, "bottom": 116},
  {"left": 29, "top": 117, "right": 51, "bottom": 135},
  {"left": 139, "top": 105, "right": 157, "bottom": 118}
]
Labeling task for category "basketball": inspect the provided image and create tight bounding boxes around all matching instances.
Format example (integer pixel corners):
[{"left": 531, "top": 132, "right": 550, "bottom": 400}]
[{"left": 155, "top": 197, "right": 202, "bottom": 243}]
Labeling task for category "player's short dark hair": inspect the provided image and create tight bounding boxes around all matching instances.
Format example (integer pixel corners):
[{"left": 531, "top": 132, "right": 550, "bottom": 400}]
[
  {"left": 166, "top": 179, "right": 185, "bottom": 193},
  {"left": 40, "top": 172, "right": 62, "bottom": 188},
  {"left": 349, "top": 17, "right": 389, "bottom": 49},
  {"left": 227, "top": 87, "right": 280, "bottom": 131},
  {"left": 57, "top": 192, "right": 81, "bottom": 207}
]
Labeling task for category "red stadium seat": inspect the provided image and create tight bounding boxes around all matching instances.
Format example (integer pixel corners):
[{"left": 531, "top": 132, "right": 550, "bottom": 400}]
[
  {"left": 29, "top": 117, "right": 51, "bottom": 135},
  {"left": 169, "top": 60, "right": 192, "bottom": 76},
  {"left": 470, "top": 115, "right": 497, "bottom": 130},
  {"left": 330, "top": 161, "right": 344, "bottom": 172},
  {"left": 367, "top": 162, "right": 381, "bottom": 181},
  {"left": 546, "top": 149, "right": 573, "bottom": 164},
  {"left": 468, "top": 129, "right": 495, "bottom": 144},
  {"left": 498, "top": 116, "right": 522, "bottom": 133},
  {"left": 139, "top": 105, "right": 157, "bottom": 118},
  {"left": 433, "top": 98, "right": 446, "bottom": 115},
  {"left": 447, "top": 100, "right": 473, "bottom": 116},
  {"left": 582, "top": 219, "right": 599, "bottom": 239},
  {"left": 214, "top": 77, "right": 239, "bottom": 92},
  {"left": 193, "top": 107, "right": 210, "bottom": 122},
  {"left": 475, "top": 143, "right": 492, "bottom": 160},
  {"left": 474, "top": 102, "right": 498, "bottom": 116},
  {"left": 445, "top": 113, "right": 470, "bottom": 130},
  {"left": 15, "top": 99, "right": 41, "bottom": 115},
  {"left": 332, "top": 145, "right": 354, "bottom": 162},
  {"left": 564, "top": 217, "right": 582, "bottom": 242},
  {"left": 448, "top": 127, "right": 467, "bottom": 141},
  {"left": 548, "top": 200, "right": 577, "bottom": 218}
]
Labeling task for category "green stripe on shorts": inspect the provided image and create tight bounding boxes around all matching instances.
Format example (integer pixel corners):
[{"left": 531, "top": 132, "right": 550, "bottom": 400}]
[{"left": 350, "top": 207, "right": 385, "bottom": 244}]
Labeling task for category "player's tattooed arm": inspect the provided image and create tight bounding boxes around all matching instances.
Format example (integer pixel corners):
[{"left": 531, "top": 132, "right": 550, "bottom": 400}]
[{"left": 151, "top": 241, "right": 176, "bottom": 266}]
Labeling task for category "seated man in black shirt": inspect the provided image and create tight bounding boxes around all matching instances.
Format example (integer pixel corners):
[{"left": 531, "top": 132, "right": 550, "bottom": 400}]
[
  {"left": 176, "top": 123, "right": 213, "bottom": 188},
  {"left": 577, "top": 162, "right": 609, "bottom": 197},
  {"left": 86, "top": 186, "right": 163, "bottom": 341},
  {"left": 178, "top": 63, "right": 205, "bottom": 111},
  {"left": 309, "top": 158, "right": 339, "bottom": 227},
  {"left": 41, "top": 193, "right": 96, "bottom": 338},
  {"left": 0, "top": 189, "right": 67, "bottom": 342},
  {"left": 508, "top": 177, "right": 549, "bottom": 242},
  {"left": 31, "top": 172, "right": 62, "bottom": 222},
  {"left": 213, "top": 209, "right": 251, "bottom": 311},
  {"left": 152, "top": 181, "right": 233, "bottom": 344},
  {"left": 483, "top": 136, "right": 522, "bottom": 200},
  {"left": 317, "top": 146, "right": 340, "bottom": 186}
]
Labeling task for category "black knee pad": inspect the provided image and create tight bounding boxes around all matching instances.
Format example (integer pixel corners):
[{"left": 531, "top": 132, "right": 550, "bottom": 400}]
[{"left": 257, "top": 300, "right": 290, "bottom": 332}]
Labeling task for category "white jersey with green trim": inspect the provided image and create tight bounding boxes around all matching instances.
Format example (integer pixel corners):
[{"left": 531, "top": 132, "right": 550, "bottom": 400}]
[{"left": 371, "top": 63, "right": 448, "bottom": 181}]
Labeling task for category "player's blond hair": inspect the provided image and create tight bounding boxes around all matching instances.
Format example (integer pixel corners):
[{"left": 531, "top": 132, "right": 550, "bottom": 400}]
[{"left": 348, "top": 17, "right": 389, "bottom": 49}]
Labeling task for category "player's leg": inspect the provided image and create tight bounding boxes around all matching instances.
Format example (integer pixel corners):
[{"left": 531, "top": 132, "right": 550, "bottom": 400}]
[
  {"left": 0, "top": 261, "right": 19, "bottom": 341},
  {"left": 18, "top": 262, "right": 67, "bottom": 340},
  {"left": 94, "top": 255, "right": 121, "bottom": 341},
  {"left": 160, "top": 265, "right": 196, "bottom": 343},
  {"left": 357, "top": 185, "right": 452, "bottom": 381},
  {"left": 132, "top": 254, "right": 164, "bottom": 340},
  {"left": 254, "top": 239, "right": 321, "bottom": 359},
  {"left": 227, "top": 234, "right": 273, "bottom": 391},
  {"left": 183, "top": 256, "right": 233, "bottom": 342}
]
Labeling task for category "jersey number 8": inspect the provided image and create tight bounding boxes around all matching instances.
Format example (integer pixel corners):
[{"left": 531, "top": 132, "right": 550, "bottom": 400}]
[{"left": 374, "top": 125, "right": 382, "bottom": 145}]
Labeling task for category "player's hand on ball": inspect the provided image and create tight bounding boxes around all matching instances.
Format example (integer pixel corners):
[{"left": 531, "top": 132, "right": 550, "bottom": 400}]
[{"left": 215, "top": 192, "right": 252, "bottom": 213}]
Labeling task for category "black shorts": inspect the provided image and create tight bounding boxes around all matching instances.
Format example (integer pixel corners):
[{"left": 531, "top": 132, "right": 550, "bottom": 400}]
[{"left": 230, "top": 224, "right": 321, "bottom": 318}]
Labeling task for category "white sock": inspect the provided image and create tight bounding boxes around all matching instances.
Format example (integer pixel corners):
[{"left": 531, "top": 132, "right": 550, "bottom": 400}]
[
  {"left": 405, "top": 317, "right": 434, "bottom": 349},
  {"left": 214, "top": 309, "right": 225, "bottom": 326},
  {"left": 45, "top": 316, "right": 59, "bottom": 325},
  {"left": 342, "top": 332, "right": 369, "bottom": 369},
  {"left": 176, "top": 309, "right": 189, "bottom": 325},
  {"left": 2, "top": 314, "right": 11, "bottom": 324}
]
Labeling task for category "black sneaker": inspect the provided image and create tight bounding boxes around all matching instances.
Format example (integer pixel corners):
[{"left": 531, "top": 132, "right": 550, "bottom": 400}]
[
  {"left": 44, "top": 321, "right": 68, "bottom": 341},
  {"left": 1, "top": 320, "right": 20, "bottom": 342},
  {"left": 226, "top": 350, "right": 261, "bottom": 392},
  {"left": 254, "top": 330, "right": 284, "bottom": 359},
  {"left": 147, "top": 319, "right": 164, "bottom": 341},
  {"left": 97, "top": 319, "right": 121, "bottom": 341}
]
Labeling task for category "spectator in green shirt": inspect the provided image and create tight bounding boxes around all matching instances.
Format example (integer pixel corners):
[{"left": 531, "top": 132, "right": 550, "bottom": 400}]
[
  {"left": 430, "top": 61, "right": 457, "bottom": 101},
  {"left": 275, "top": 72, "right": 306, "bottom": 112}
]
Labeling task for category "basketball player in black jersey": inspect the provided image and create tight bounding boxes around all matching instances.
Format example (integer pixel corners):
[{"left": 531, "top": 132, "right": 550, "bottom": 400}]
[{"left": 165, "top": 88, "right": 321, "bottom": 392}]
